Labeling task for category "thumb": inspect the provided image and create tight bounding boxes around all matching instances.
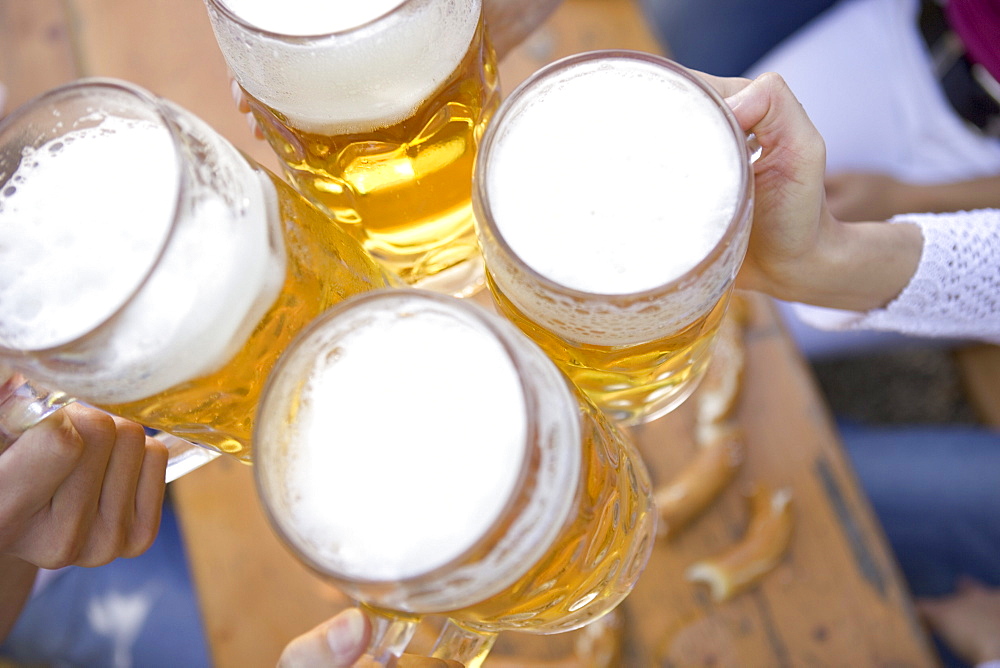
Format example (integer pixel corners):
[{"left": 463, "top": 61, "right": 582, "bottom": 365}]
[
  {"left": 278, "top": 608, "right": 371, "bottom": 668},
  {"left": 724, "top": 72, "right": 826, "bottom": 175}
]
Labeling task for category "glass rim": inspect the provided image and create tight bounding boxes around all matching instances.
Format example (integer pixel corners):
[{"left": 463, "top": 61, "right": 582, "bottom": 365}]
[
  {"left": 0, "top": 77, "right": 187, "bottom": 355},
  {"left": 252, "top": 288, "right": 577, "bottom": 589},
  {"left": 204, "top": 0, "right": 440, "bottom": 42},
  {"left": 473, "top": 48, "right": 755, "bottom": 304}
]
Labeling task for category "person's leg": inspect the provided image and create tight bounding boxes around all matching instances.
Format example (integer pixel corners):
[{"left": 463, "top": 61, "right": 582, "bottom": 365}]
[
  {"left": 842, "top": 423, "right": 1000, "bottom": 668},
  {"left": 841, "top": 423, "right": 1000, "bottom": 596},
  {"left": 638, "top": 0, "right": 839, "bottom": 76},
  {"left": 0, "top": 496, "right": 211, "bottom": 667}
]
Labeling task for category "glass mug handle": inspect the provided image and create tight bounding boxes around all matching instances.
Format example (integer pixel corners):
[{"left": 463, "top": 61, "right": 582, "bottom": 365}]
[
  {"left": 747, "top": 132, "right": 763, "bottom": 163},
  {"left": 0, "top": 375, "right": 74, "bottom": 449},
  {"left": 0, "top": 373, "right": 220, "bottom": 483},
  {"left": 431, "top": 619, "right": 498, "bottom": 668},
  {"left": 360, "top": 611, "right": 496, "bottom": 667},
  {"left": 361, "top": 607, "right": 421, "bottom": 665}
]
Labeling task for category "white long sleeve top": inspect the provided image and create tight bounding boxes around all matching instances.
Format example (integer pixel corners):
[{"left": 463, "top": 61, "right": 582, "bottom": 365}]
[{"left": 795, "top": 209, "right": 1000, "bottom": 344}]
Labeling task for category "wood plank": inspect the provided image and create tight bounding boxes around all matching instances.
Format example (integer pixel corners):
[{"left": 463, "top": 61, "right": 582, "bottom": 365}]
[
  {"left": 500, "top": 0, "right": 666, "bottom": 91},
  {"left": 31, "top": 0, "right": 940, "bottom": 665},
  {"left": 69, "top": 0, "right": 279, "bottom": 171},
  {"left": 0, "top": 0, "right": 80, "bottom": 111},
  {"left": 498, "top": 5, "right": 936, "bottom": 661},
  {"left": 955, "top": 343, "right": 1000, "bottom": 428},
  {"left": 623, "top": 294, "right": 937, "bottom": 666},
  {"left": 170, "top": 459, "right": 352, "bottom": 667}
]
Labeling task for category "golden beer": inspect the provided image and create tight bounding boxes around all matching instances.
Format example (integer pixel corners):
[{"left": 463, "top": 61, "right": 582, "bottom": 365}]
[
  {"left": 206, "top": 0, "right": 500, "bottom": 296},
  {"left": 474, "top": 51, "right": 754, "bottom": 425},
  {"left": 436, "top": 397, "right": 654, "bottom": 633},
  {"left": 101, "top": 172, "right": 391, "bottom": 458},
  {"left": 487, "top": 273, "right": 732, "bottom": 434},
  {"left": 254, "top": 290, "right": 655, "bottom": 664}
]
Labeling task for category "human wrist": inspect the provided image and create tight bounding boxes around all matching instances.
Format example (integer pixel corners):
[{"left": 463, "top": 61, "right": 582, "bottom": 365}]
[
  {"left": 0, "top": 554, "right": 39, "bottom": 642},
  {"left": 783, "top": 216, "right": 922, "bottom": 312},
  {"left": 0, "top": 553, "right": 39, "bottom": 587}
]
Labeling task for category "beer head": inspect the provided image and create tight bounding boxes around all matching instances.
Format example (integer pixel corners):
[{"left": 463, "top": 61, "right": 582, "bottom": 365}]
[
  {"left": 0, "top": 105, "right": 178, "bottom": 351},
  {"left": 0, "top": 80, "right": 286, "bottom": 404},
  {"left": 254, "top": 290, "right": 582, "bottom": 612},
  {"left": 475, "top": 51, "right": 754, "bottom": 346},
  {"left": 206, "top": 0, "right": 482, "bottom": 134},
  {"left": 216, "top": 0, "right": 408, "bottom": 35}
]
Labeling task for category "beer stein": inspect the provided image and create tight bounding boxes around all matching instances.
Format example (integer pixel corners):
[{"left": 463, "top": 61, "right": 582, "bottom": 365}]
[
  {"left": 253, "top": 289, "right": 656, "bottom": 666},
  {"left": 0, "top": 79, "right": 394, "bottom": 480},
  {"left": 203, "top": 0, "right": 500, "bottom": 296},
  {"left": 474, "top": 50, "right": 757, "bottom": 425}
]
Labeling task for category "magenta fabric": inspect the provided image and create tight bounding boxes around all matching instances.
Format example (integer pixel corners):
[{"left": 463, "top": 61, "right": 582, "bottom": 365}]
[{"left": 946, "top": 0, "right": 1000, "bottom": 81}]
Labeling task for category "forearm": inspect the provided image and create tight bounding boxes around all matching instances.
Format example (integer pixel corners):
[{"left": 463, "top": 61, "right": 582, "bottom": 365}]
[
  {"left": 907, "top": 175, "right": 1000, "bottom": 214},
  {"left": 798, "top": 218, "right": 923, "bottom": 312},
  {"left": 0, "top": 554, "right": 38, "bottom": 643},
  {"left": 785, "top": 208, "right": 1000, "bottom": 344},
  {"left": 760, "top": 211, "right": 923, "bottom": 313}
]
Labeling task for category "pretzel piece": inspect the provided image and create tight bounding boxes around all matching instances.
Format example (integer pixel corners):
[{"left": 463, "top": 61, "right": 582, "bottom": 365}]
[
  {"left": 655, "top": 424, "right": 744, "bottom": 540},
  {"left": 685, "top": 485, "right": 794, "bottom": 602}
]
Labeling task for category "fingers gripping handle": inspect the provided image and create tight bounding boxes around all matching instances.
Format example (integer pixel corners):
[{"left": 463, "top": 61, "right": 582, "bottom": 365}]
[{"left": 0, "top": 376, "right": 221, "bottom": 482}]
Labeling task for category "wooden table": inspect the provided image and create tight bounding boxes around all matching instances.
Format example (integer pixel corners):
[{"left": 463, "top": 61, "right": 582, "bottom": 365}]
[{"left": 1, "top": 0, "right": 939, "bottom": 665}]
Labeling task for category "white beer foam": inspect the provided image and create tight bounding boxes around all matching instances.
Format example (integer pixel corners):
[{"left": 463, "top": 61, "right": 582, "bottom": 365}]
[
  {"left": 211, "top": 0, "right": 480, "bottom": 134},
  {"left": 0, "top": 111, "right": 285, "bottom": 404},
  {"left": 220, "top": 0, "right": 407, "bottom": 35},
  {"left": 266, "top": 297, "right": 529, "bottom": 581},
  {"left": 0, "top": 119, "right": 177, "bottom": 350},
  {"left": 483, "top": 58, "right": 749, "bottom": 346}
]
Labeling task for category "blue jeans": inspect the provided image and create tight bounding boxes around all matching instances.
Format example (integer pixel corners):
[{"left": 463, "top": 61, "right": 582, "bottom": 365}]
[
  {"left": 638, "top": 0, "right": 841, "bottom": 76},
  {"left": 841, "top": 422, "right": 1000, "bottom": 668},
  {"left": 0, "top": 498, "right": 210, "bottom": 668}
]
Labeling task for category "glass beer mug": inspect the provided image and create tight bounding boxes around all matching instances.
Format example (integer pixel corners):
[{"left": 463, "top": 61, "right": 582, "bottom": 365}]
[
  {"left": 474, "top": 50, "right": 756, "bottom": 425},
  {"left": 0, "top": 79, "right": 394, "bottom": 480},
  {"left": 253, "top": 289, "right": 656, "bottom": 667},
  {"left": 203, "top": 0, "right": 500, "bottom": 296}
]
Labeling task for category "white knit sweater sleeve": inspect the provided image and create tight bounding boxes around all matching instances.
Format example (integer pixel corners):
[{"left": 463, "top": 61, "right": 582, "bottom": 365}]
[
  {"left": 860, "top": 209, "right": 1000, "bottom": 341},
  {"left": 795, "top": 209, "right": 1000, "bottom": 343}
]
